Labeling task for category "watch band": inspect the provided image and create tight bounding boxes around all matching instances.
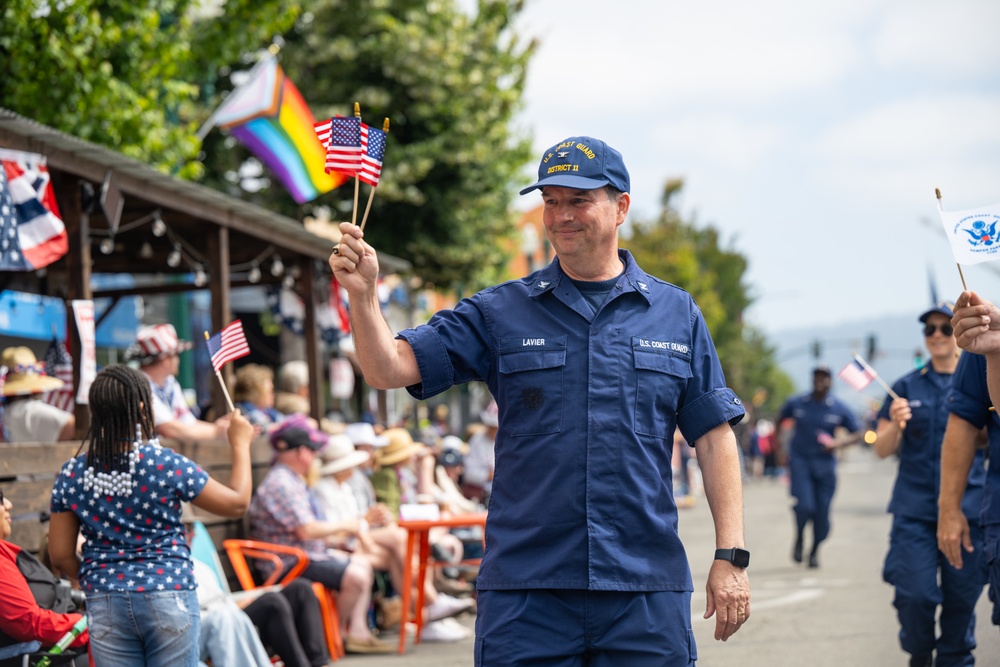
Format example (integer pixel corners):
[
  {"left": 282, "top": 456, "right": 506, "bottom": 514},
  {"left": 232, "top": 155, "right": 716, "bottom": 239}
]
[{"left": 715, "top": 547, "right": 750, "bottom": 568}]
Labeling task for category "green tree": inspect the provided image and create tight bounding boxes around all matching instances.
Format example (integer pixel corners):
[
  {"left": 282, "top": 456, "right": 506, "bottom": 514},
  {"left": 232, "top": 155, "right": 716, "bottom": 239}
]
[
  {"left": 0, "top": 1, "right": 299, "bottom": 179},
  {"left": 622, "top": 179, "right": 794, "bottom": 416},
  {"left": 199, "top": 0, "right": 535, "bottom": 291}
]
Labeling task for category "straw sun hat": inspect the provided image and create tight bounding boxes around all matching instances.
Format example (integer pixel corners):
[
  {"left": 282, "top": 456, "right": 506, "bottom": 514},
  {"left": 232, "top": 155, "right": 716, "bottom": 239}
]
[
  {"left": 1, "top": 347, "right": 64, "bottom": 396},
  {"left": 375, "top": 428, "right": 426, "bottom": 467}
]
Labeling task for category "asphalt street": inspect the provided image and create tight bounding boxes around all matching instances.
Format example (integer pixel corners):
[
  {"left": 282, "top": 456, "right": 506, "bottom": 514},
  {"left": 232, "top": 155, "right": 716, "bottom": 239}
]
[{"left": 384, "top": 446, "right": 1000, "bottom": 666}]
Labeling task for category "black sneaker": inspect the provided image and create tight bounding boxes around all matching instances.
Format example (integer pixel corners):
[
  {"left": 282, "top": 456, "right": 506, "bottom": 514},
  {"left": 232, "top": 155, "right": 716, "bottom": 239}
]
[
  {"left": 793, "top": 536, "right": 803, "bottom": 564},
  {"left": 909, "top": 655, "right": 932, "bottom": 667}
]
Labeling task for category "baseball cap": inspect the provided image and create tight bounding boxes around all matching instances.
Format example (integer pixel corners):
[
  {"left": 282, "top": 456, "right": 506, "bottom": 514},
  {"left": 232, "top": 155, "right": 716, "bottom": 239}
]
[
  {"left": 812, "top": 365, "right": 832, "bottom": 377},
  {"left": 439, "top": 448, "right": 463, "bottom": 468},
  {"left": 270, "top": 414, "right": 328, "bottom": 452},
  {"left": 919, "top": 301, "right": 954, "bottom": 323},
  {"left": 519, "top": 136, "right": 630, "bottom": 195}
]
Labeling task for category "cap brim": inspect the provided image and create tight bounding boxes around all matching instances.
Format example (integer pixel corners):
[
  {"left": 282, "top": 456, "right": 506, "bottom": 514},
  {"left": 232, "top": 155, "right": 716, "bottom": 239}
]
[
  {"left": 519, "top": 174, "right": 611, "bottom": 195},
  {"left": 125, "top": 340, "right": 194, "bottom": 364},
  {"left": 919, "top": 309, "right": 952, "bottom": 323}
]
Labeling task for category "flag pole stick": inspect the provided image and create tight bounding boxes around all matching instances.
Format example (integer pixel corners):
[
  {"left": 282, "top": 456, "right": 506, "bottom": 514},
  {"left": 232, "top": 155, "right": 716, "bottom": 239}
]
[
  {"left": 853, "top": 353, "right": 901, "bottom": 401},
  {"left": 204, "top": 332, "right": 236, "bottom": 413},
  {"left": 351, "top": 103, "right": 362, "bottom": 226},
  {"left": 359, "top": 118, "right": 390, "bottom": 232},
  {"left": 359, "top": 188, "right": 375, "bottom": 232},
  {"left": 937, "top": 187, "right": 968, "bottom": 291}
]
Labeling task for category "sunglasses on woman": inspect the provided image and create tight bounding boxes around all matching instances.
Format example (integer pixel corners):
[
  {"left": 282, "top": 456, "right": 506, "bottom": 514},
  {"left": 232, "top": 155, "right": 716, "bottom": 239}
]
[{"left": 923, "top": 323, "right": 954, "bottom": 337}]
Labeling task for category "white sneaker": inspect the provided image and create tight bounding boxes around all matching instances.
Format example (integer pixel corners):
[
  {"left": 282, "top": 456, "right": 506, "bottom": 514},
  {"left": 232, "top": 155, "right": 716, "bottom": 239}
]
[
  {"left": 421, "top": 617, "right": 471, "bottom": 642},
  {"left": 425, "top": 593, "right": 475, "bottom": 621}
]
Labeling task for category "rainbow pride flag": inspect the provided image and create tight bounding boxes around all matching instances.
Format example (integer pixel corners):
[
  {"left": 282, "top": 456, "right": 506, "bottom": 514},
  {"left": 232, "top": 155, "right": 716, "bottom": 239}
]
[{"left": 199, "top": 55, "right": 347, "bottom": 203}]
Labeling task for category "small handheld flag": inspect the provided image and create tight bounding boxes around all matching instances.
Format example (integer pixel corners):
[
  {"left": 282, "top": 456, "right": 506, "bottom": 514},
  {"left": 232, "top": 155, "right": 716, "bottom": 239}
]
[
  {"left": 205, "top": 320, "right": 250, "bottom": 413},
  {"left": 838, "top": 359, "right": 875, "bottom": 392},
  {"left": 936, "top": 194, "right": 1000, "bottom": 267},
  {"left": 206, "top": 320, "right": 250, "bottom": 372},
  {"left": 359, "top": 118, "right": 390, "bottom": 232}
]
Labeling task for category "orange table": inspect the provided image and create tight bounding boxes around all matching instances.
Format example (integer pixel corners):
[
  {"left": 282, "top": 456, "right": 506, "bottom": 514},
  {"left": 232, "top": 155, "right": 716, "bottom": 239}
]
[{"left": 397, "top": 512, "right": 487, "bottom": 654}]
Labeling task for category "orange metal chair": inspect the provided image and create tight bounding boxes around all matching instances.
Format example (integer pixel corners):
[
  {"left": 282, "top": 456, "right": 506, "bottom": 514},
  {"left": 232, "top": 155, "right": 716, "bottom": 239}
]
[{"left": 223, "top": 539, "right": 345, "bottom": 661}]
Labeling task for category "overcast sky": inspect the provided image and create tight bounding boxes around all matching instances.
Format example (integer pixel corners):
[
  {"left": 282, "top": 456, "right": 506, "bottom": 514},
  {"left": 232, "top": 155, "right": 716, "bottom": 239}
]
[{"left": 509, "top": 0, "right": 1000, "bottom": 336}]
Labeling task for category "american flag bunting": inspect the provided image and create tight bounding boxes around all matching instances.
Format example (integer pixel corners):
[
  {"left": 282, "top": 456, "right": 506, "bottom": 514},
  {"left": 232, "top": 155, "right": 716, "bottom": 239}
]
[{"left": 43, "top": 336, "right": 75, "bottom": 413}]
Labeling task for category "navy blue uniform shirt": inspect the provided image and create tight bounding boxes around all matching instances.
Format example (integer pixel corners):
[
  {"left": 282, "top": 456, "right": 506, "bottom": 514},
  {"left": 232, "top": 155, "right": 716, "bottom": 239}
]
[
  {"left": 779, "top": 392, "right": 860, "bottom": 465},
  {"left": 946, "top": 352, "right": 1000, "bottom": 528},
  {"left": 877, "top": 366, "right": 985, "bottom": 520},
  {"left": 398, "top": 250, "right": 745, "bottom": 592}
]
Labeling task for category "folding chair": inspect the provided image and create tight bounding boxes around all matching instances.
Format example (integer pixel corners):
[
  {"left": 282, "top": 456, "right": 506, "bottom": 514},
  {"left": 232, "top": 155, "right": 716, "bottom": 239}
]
[{"left": 223, "top": 538, "right": 344, "bottom": 661}]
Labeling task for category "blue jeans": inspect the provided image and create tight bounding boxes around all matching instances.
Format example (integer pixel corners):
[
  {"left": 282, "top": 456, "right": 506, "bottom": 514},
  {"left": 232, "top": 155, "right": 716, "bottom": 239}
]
[{"left": 87, "top": 590, "right": 201, "bottom": 667}]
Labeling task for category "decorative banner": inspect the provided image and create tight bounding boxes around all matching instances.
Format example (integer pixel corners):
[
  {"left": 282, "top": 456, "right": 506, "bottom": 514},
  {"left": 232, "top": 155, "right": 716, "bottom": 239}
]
[
  {"left": 330, "top": 357, "right": 355, "bottom": 400},
  {"left": 0, "top": 148, "right": 68, "bottom": 270},
  {"left": 71, "top": 300, "right": 96, "bottom": 404}
]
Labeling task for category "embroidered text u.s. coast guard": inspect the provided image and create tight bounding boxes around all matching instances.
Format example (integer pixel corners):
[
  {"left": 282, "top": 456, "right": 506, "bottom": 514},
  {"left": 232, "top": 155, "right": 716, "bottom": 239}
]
[{"left": 637, "top": 338, "right": 689, "bottom": 354}]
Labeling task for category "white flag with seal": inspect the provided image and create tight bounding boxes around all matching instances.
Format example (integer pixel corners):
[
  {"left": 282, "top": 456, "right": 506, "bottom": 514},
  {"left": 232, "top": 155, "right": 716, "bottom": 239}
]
[{"left": 938, "top": 200, "right": 1000, "bottom": 265}]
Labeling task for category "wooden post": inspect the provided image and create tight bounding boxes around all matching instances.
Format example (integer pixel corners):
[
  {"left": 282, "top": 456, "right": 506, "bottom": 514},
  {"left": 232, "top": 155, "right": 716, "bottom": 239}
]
[
  {"left": 59, "top": 176, "right": 92, "bottom": 438},
  {"left": 207, "top": 226, "right": 232, "bottom": 419},
  {"left": 302, "top": 259, "right": 323, "bottom": 424}
]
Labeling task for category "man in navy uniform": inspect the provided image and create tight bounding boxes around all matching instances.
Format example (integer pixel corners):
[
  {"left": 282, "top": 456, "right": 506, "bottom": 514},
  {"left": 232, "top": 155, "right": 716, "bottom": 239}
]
[
  {"left": 777, "top": 365, "right": 864, "bottom": 567},
  {"left": 330, "top": 136, "right": 750, "bottom": 666}
]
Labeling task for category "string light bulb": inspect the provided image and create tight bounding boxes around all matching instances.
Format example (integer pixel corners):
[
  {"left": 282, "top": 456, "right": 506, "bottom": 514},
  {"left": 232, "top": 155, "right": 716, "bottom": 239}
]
[
  {"left": 151, "top": 212, "right": 166, "bottom": 237},
  {"left": 270, "top": 255, "right": 284, "bottom": 277},
  {"left": 166, "top": 243, "right": 182, "bottom": 268},
  {"left": 99, "top": 237, "right": 115, "bottom": 254},
  {"left": 282, "top": 274, "right": 295, "bottom": 290},
  {"left": 139, "top": 242, "right": 153, "bottom": 259},
  {"left": 248, "top": 262, "right": 261, "bottom": 284},
  {"left": 193, "top": 264, "right": 207, "bottom": 287}
]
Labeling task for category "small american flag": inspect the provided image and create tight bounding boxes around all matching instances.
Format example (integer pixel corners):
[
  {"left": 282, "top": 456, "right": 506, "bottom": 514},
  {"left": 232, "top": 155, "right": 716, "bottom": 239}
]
[
  {"left": 319, "top": 117, "right": 363, "bottom": 176},
  {"left": 359, "top": 123, "right": 386, "bottom": 187},
  {"left": 205, "top": 320, "right": 250, "bottom": 372},
  {"left": 42, "top": 336, "right": 75, "bottom": 413},
  {"left": 838, "top": 359, "right": 875, "bottom": 392}
]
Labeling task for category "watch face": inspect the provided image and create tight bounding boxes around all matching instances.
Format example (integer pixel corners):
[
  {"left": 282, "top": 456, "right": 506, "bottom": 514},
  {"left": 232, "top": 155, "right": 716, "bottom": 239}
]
[{"left": 733, "top": 548, "right": 750, "bottom": 568}]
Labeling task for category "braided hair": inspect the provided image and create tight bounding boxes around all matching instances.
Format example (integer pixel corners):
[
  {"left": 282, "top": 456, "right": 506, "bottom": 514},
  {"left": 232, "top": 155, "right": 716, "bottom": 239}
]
[{"left": 82, "top": 365, "right": 156, "bottom": 474}]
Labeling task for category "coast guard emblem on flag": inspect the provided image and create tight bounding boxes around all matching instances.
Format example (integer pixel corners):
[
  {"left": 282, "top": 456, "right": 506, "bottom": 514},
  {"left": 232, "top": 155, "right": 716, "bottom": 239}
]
[{"left": 937, "top": 200, "right": 1000, "bottom": 265}]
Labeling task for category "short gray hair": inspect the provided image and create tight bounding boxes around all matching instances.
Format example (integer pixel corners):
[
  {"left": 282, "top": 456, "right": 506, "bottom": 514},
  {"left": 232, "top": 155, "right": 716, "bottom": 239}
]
[{"left": 277, "top": 360, "right": 309, "bottom": 393}]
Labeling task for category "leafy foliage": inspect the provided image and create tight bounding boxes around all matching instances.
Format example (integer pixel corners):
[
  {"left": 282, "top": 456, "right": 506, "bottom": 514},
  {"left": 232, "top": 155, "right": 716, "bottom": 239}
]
[
  {"left": 622, "top": 179, "right": 794, "bottom": 415},
  {"left": 200, "top": 0, "right": 535, "bottom": 291},
  {"left": 0, "top": 1, "right": 299, "bottom": 179}
]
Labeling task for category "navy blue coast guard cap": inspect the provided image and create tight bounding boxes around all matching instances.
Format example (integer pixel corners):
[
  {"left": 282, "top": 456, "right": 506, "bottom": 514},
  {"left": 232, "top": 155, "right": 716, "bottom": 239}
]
[{"left": 520, "top": 136, "right": 630, "bottom": 195}]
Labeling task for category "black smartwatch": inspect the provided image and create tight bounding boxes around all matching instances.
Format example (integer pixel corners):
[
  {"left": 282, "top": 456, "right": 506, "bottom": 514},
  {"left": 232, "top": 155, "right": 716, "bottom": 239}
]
[{"left": 715, "top": 547, "right": 750, "bottom": 568}]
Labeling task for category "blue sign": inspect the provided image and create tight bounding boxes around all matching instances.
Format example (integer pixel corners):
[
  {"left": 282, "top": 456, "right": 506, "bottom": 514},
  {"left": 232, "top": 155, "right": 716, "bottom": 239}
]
[{"left": 0, "top": 276, "right": 140, "bottom": 347}]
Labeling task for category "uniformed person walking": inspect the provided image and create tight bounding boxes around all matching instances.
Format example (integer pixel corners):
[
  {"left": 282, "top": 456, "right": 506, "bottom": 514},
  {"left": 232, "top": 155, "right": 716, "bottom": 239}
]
[
  {"left": 875, "top": 302, "right": 986, "bottom": 667},
  {"left": 330, "top": 136, "right": 751, "bottom": 666}
]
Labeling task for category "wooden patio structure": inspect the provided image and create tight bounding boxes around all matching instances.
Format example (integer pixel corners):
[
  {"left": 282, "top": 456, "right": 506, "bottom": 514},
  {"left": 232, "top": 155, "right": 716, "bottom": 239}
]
[{"left": 0, "top": 107, "right": 409, "bottom": 433}]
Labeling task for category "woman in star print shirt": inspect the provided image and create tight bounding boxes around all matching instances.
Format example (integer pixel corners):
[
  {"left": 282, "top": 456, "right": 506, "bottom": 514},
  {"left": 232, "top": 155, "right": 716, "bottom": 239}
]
[{"left": 47, "top": 365, "right": 254, "bottom": 667}]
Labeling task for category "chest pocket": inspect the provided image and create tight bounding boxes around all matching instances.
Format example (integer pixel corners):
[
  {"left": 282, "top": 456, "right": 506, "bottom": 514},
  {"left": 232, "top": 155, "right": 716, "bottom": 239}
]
[
  {"left": 498, "top": 336, "right": 566, "bottom": 436},
  {"left": 633, "top": 342, "right": 692, "bottom": 439},
  {"left": 903, "top": 399, "right": 932, "bottom": 443}
]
